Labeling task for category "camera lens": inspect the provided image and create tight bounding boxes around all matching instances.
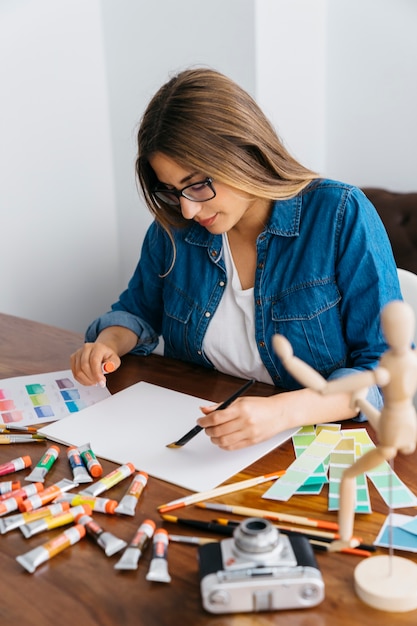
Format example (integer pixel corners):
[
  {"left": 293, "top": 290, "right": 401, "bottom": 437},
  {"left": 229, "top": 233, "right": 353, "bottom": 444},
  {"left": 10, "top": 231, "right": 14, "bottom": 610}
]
[{"left": 233, "top": 517, "right": 280, "bottom": 554}]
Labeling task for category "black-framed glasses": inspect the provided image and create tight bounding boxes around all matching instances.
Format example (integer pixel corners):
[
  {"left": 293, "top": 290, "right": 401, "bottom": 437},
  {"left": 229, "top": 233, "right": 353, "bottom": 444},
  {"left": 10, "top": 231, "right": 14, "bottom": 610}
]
[{"left": 151, "top": 177, "right": 216, "bottom": 207}]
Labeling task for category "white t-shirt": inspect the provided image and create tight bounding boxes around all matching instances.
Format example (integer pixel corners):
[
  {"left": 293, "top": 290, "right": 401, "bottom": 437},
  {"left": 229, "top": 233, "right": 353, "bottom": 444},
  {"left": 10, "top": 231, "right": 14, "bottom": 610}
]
[{"left": 203, "top": 234, "right": 274, "bottom": 385}]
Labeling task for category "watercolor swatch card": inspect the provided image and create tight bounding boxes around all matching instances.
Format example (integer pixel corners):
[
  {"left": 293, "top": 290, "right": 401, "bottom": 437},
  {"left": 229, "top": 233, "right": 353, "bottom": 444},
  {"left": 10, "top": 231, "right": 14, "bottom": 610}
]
[
  {"left": 374, "top": 514, "right": 417, "bottom": 553},
  {"left": 0, "top": 370, "right": 110, "bottom": 426},
  {"left": 262, "top": 429, "right": 342, "bottom": 502}
]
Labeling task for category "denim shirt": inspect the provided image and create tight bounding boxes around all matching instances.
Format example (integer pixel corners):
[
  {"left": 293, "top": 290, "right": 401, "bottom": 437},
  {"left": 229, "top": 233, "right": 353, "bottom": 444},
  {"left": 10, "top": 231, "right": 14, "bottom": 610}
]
[{"left": 86, "top": 179, "right": 401, "bottom": 398}]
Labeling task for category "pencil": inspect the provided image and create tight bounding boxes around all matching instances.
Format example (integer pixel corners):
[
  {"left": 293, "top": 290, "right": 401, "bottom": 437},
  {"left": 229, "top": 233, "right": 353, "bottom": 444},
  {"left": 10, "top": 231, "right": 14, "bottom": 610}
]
[
  {"left": 157, "top": 470, "right": 285, "bottom": 513},
  {"left": 168, "top": 534, "right": 219, "bottom": 545},
  {"left": 166, "top": 378, "right": 255, "bottom": 448},
  {"left": 197, "top": 502, "right": 339, "bottom": 531},
  {"left": 161, "top": 514, "right": 235, "bottom": 536},
  {"left": 214, "top": 518, "right": 368, "bottom": 546},
  {"left": 309, "top": 539, "right": 372, "bottom": 557}
]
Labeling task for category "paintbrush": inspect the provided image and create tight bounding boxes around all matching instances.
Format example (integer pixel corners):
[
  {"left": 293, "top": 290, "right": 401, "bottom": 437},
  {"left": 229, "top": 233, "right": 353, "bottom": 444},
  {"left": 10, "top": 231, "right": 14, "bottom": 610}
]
[{"left": 166, "top": 378, "right": 255, "bottom": 448}]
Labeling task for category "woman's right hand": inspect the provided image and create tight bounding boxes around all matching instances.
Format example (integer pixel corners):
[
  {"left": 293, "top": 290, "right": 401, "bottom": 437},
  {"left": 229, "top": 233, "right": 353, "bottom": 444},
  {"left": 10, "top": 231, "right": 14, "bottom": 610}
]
[{"left": 70, "top": 342, "right": 121, "bottom": 388}]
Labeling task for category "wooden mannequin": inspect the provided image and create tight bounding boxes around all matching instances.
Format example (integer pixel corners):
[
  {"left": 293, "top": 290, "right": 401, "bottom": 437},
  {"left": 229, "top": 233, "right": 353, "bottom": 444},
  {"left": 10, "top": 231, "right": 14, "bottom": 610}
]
[{"left": 273, "top": 300, "right": 417, "bottom": 611}]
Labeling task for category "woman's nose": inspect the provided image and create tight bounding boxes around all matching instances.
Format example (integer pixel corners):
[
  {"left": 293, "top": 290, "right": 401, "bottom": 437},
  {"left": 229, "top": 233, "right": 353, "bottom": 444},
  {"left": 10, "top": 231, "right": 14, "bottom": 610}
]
[{"left": 179, "top": 197, "right": 202, "bottom": 220}]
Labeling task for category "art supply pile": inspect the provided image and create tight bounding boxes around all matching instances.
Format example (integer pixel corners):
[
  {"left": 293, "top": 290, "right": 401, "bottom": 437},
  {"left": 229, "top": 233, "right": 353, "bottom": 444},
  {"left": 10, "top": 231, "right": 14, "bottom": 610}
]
[{"left": 0, "top": 443, "right": 171, "bottom": 582}]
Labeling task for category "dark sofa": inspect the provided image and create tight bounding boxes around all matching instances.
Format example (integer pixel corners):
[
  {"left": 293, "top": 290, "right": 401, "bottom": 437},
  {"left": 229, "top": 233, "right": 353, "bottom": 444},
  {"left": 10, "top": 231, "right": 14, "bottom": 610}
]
[{"left": 362, "top": 188, "right": 417, "bottom": 274}]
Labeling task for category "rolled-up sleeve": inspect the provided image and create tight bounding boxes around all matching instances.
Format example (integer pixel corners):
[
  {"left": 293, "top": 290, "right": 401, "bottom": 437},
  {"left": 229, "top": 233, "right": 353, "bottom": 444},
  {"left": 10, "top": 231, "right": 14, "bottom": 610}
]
[{"left": 85, "top": 310, "right": 159, "bottom": 355}]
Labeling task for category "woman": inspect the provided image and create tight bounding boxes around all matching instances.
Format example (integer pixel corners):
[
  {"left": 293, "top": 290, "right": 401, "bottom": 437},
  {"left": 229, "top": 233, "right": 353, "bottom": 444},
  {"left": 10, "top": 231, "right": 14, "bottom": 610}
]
[{"left": 70, "top": 68, "right": 401, "bottom": 450}]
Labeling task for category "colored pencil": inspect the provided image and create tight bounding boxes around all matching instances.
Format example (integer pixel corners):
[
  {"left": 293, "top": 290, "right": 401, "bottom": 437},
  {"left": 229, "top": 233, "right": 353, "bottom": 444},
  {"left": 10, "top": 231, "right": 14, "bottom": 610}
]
[
  {"left": 157, "top": 470, "right": 285, "bottom": 513},
  {"left": 160, "top": 513, "right": 235, "bottom": 536},
  {"left": 213, "top": 518, "right": 369, "bottom": 547},
  {"left": 196, "top": 502, "right": 339, "bottom": 531},
  {"left": 168, "top": 534, "right": 218, "bottom": 545},
  {"left": 309, "top": 539, "right": 372, "bottom": 557},
  {"left": 165, "top": 378, "right": 255, "bottom": 448}
]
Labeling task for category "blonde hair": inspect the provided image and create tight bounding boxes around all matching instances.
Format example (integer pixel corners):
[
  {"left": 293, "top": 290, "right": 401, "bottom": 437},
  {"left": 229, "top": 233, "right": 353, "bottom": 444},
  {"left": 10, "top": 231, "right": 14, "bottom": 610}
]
[{"left": 136, "top": 68, "right": 317, "bottom": 246}]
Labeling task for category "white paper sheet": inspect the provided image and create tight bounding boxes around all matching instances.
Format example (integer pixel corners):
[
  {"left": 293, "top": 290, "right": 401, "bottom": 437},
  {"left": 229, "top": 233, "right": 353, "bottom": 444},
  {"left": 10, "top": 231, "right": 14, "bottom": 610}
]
[{"left": 39, "top": 382, "right": 296, "bottom": 493}]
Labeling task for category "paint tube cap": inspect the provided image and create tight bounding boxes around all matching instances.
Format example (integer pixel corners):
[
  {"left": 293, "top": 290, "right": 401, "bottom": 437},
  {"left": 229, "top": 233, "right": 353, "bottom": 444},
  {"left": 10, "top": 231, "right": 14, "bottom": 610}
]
[
  {"left": 73, "top": 523, "right": 87, "bottom": 539},
  {"left": 89, "top": 464, "right": 103, "bottom": 478},
  {"left": 22, "top": 456, "right": 32, "bottom": 468},
  {"left": 105, "top": 499, "right": 118, "bottom": 514}
]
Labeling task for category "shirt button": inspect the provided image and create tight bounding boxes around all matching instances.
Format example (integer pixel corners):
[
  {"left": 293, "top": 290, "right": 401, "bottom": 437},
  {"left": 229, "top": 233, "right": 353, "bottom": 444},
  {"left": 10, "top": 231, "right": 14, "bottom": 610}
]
[
  {"left": 205, "top": 312, "right": 211, "bottom": 318},
  {"left": 219, "top": 281, "right": 225, "bottom": 287},
  {"left": 197, "top": 350, "right": 202, "bottom": 355},
  {"left": 259, "top": 341, "right": 265, "bottom": 348},
  {"left": 211, "top": 250, "right": 218, "bottom": 257}
]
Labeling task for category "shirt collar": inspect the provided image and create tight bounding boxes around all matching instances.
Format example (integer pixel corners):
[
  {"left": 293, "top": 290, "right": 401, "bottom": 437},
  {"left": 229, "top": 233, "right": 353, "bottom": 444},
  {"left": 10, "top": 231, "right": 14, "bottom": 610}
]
[{"left": 183, "top": 193, "right": 303, "bottom": 246}]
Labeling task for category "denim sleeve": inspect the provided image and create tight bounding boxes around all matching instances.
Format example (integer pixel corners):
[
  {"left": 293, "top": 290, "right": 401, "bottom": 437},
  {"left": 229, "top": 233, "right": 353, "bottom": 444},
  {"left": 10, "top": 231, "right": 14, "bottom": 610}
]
[
  {"left": 84, "top": 222, "right": 170, "bottom": 356},
  {"left": 327, "top": 367, "right": 383, "bottom": 422},
  {"left": 85, "top": 311, "right": 159, "bottom": 356}
]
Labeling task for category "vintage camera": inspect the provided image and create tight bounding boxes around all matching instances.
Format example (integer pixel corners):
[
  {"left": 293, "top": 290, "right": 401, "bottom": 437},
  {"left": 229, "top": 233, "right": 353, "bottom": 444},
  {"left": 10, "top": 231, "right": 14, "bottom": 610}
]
[{"left": 198, "top": 517, "right": 324, "bottom": 614}]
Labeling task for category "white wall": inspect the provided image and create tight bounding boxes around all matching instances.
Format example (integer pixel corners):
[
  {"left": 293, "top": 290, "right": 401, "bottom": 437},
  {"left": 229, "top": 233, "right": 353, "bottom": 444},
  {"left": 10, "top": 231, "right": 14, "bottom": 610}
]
[
  {"left": 325, "top": 0, "right": 417, "bottom": 190},
  {"left": 2, "top": 0, "right": 417, "bottom": 334},
  {"left": 255, "top": 0, "right": 327, "bottom": 173},
  {"left": 0, "top": 0, "right": 119, "bottom": 332},
  {"left": 1, "top": 0, "right": 255, "bottom": 332}
]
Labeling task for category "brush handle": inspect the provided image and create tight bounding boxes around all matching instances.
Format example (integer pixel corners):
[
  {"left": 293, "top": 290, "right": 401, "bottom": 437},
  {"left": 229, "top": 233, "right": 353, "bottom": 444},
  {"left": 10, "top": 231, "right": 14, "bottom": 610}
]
[{"left": 168, "top": 378, "right": 255, "bottom": 447}]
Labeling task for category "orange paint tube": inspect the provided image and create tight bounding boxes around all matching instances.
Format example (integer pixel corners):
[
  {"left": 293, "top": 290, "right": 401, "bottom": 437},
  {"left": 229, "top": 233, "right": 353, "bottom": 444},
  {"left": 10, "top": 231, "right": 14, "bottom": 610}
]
[
  {"left": 0, "top": 480, "right": 20, "bottom": 496},
  {"left": 114, "top": 471, "right": 148, "bottom": 516},
  {"left": 0, "top": 483, "right": 44, "bottom": 516},
  {"left": 19, "top": 478, "right": 77, "bottom": 512},
  {"left": 16, "top": 524, "right": 86, "bottom": 573}
]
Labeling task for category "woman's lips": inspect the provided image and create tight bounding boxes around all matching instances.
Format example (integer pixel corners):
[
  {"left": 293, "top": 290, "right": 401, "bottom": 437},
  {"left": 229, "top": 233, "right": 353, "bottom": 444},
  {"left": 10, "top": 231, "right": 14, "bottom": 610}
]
[{"left": 197, "top": 214, "right": 217, "bottom": 228}]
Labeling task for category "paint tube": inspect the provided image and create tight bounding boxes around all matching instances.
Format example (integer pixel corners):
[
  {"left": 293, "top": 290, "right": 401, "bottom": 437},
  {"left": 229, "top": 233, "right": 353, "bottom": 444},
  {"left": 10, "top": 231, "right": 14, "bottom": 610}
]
[
  {"left": 146, "top": 528, "right": 171, "bottom": 583},
  {"left": 0, "top": 483, "right": 44, "bottom": 517},
  {"left": 0, "top": 501, "right": 70, "bottom": 534},
  {"left": 16, "top": 524, "right": 86, "bottom": 573},
  {"left": 0, "top": 480, "right": 20, "bottom": 495},
  {"left": 75, "top": 512, "right": 127, "bottom": 556},
  {"left": 20, "top": 504, "right": 91, "bottom": 538},
  {"left": 0, "top": 482, "right": 43, "bottom": 504},
  {"left": 78, "top": 443, "right": 103, "bottom": 478},
  {"left": 53, "top": 492, "right": 118, "bottom": 514},
  {"left": 114, "top": 519, "right": 155, "bottom": 570},
  {"left": 19, "top": 478, "right": 78, "bottom": 512},
  {"left": 0, "top": 455, "right": 32, "bottom": 477},
  {"left": 67, "top": 446, "right": 93, "bottom": 484},
  {"left": 25, "top": 445, "right": 60, "bottom": 482},
  {"left": 79, "top": 462, "right": 135, "bottom": 498},
  {"left": 114, "top": 471, "right": 148, "bottom": 516}
]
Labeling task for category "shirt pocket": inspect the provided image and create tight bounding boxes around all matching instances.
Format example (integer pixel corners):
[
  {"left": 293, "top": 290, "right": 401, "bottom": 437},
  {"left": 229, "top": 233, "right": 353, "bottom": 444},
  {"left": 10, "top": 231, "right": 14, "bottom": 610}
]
[
  {"left": 271, "top": 281, "right": 346, "bottom": 374},
  {"left": 163, "top": 289, "right": 195, "bottom": 357}
]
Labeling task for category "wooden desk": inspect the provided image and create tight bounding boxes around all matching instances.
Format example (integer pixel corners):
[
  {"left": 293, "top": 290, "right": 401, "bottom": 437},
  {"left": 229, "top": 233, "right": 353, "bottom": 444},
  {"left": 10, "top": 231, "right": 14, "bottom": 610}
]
[{"left": 0, "top": 312, "right": 417, "bottom": 625}]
